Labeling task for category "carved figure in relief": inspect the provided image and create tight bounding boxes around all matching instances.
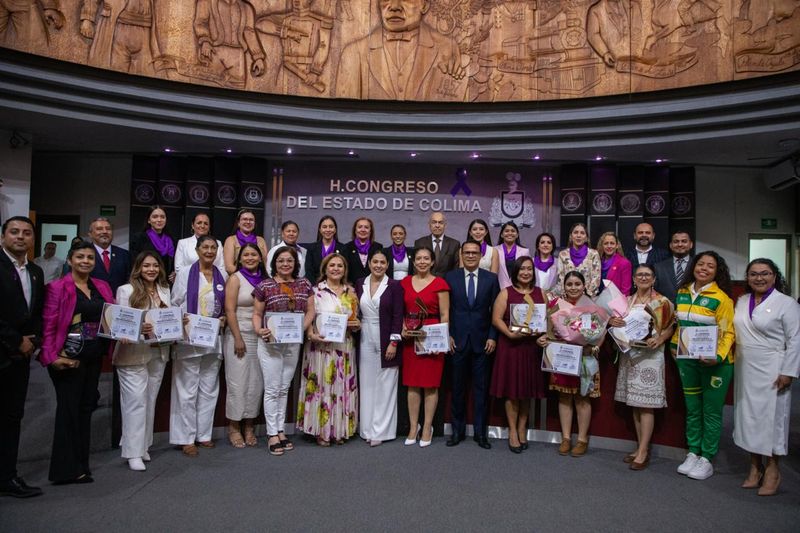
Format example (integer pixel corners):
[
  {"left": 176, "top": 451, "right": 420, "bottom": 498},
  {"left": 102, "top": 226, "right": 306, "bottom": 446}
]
[
  {"left": 80, "top": 0, "right": 161, "bottom": 75},
  {"left": 734, "top": 0, "right": 800, "bottom": 72},
  {"left": 0, "top": 0, "right": 64, "bottom": 49},
  {"left": 255, "top": 0, "right": 335, "bottom": 93},
  {"left": 335, "top": 0, "right": 467, "bottom": 101},
  {"left": 194, "top": 0, "right": 266, "bottom": 89},
  {"left": 587, "top": 0, "right": 700, "bottom": 78}
]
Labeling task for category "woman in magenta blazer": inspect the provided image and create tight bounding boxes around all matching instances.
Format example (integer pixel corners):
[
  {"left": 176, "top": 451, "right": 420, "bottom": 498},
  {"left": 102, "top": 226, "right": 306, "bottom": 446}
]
[
  {"left": 597, "top": 232, "right": 632, "bottom": 295},
  {"left": 41, "top": 241, "right": 114, "bottom": 484}
]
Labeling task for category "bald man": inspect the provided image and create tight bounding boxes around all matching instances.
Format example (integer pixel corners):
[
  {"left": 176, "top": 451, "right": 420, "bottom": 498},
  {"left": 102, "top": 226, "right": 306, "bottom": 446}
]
[
  {"left": 624, "top": 222, "right": 669, "bottom": 270},
  {"left": 414, "top": 212, "right": 460, "bottom": 277}
]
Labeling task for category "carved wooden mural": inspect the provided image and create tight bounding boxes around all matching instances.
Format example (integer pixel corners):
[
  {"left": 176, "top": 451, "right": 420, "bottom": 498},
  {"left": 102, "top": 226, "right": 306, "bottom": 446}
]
[{"left": 1, "top": 1, "right": 799, "bottom": 102}]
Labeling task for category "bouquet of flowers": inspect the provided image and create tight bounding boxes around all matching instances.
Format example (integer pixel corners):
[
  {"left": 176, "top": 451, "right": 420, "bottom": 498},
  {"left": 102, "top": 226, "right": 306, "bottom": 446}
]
[
  {"left": 548, "top": 295, "right": 609, "bottom": 346},
  {"left": 594, "top": 279, "right": 628, "bottom": 317}
]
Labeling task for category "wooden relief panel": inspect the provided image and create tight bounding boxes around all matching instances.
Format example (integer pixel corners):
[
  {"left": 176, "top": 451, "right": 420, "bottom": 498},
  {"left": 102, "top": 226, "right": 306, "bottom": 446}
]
[{"left": 1, "top": 1, "right": 798, "bottom": 102}]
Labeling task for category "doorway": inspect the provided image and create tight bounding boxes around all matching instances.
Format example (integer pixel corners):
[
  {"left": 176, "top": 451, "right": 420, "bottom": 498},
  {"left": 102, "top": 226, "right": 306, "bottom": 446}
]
[{"left": 36, "top": 215, "right": 81, "bottom": 260}]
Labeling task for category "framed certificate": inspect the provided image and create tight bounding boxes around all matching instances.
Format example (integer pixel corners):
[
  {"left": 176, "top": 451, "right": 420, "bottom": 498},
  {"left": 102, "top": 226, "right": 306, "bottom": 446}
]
[
  {"left": 143, "top": 307, "right": 184, "bottom": 343},
  {"left": 608, "top": 308, "right": 652, "bottom": 353},
  {"left": 676, "top": 325, "right": 718, "bottom": 360},
  {"left": 510, "top": 303, "right": 546, "bottom": 334},
  {"left": 414, "top": 323, "right": 450, "bottom": 355},
  {"left": 264, "top": 312, "right": 304, "bottom": 344},
  {"left": 182, "top": 314, "right": 221, "bottom": 348},
  {"left": 99, "top": 303, "right": 143, "bottom": 342},
  {"left": 541, "top": 342, "right": 582, "bottom": 376},
  {"left": 315, "top": 312, "right": 349, "bottom": 343}
]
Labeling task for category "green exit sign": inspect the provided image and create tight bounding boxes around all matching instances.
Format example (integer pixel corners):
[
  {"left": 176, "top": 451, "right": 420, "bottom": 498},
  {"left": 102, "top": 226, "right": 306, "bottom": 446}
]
[
  {"left": 100, "top": 205, "right": 116, "bottom": 216},
  {"left": 761, "top": 218, "right": 777, "bottom": 230}
]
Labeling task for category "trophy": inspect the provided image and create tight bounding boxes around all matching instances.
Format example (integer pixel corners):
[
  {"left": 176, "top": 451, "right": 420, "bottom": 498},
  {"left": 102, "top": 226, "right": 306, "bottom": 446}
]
[
  {"left": 509, "top": 294, "right": 536, "bottom": 335},
  {"left": 340, "top": 291, "right": 359, "bottom": 327},
  {"left": 404, "top": 297, "right": 428, "bottom": 337}
]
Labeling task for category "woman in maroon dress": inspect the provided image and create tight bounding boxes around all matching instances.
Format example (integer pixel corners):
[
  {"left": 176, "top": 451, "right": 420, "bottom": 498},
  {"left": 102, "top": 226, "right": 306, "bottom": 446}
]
[
  {"left": 400, "top": 246, "right": 450, "bottom": 448},
  {"left": 490, "top": 256, "right": 546, "bottom": 453}
]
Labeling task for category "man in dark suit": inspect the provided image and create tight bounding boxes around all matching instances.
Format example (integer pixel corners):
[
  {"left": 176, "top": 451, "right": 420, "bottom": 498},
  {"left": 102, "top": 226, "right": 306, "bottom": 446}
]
[
  {"left": 444, "top": 240, "right": 500, "bottom": 449},
  {"left": 88, "top": 217, "right": 131, "bottom": 294},
  {"left": 654, "top": 231, "right": 694, "bottom": 303},
  {"left": 0, "top": 217, "right": 45, "bottom": 498},
  {"left": 414, "top": 211, "right": 459, "bottom": 277},
  {"left": 624, "top": 222, "right": 670, "bottom": 269}
]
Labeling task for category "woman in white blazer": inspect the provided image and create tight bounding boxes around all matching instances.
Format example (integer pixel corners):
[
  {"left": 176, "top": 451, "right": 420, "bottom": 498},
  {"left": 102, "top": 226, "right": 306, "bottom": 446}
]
[
  {"left": 733, "top": 258, "right": 800, "bottom": 496},
  {"left": 113, "top": 251, "right": 172, "bottom": 471},
  {"left": 173, "top": 213, "right": 225, "bottom": 275}
]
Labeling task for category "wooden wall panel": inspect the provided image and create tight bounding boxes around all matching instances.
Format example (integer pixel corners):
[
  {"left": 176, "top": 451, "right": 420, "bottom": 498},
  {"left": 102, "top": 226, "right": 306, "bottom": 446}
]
[{"left": 2, "top": 1, "right": 797, "bottom": 102}]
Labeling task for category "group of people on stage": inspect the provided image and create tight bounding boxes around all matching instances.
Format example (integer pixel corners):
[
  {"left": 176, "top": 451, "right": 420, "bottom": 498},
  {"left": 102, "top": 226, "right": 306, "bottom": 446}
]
[{"left": 1, "top": 208, "right": 798, "bottom": 499}]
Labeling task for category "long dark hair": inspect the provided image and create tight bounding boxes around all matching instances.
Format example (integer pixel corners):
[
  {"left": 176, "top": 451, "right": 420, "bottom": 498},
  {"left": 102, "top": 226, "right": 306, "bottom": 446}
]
[
  {"left": 682, "top": 251, "right": 732, "bottom": 297},
  {"left": 128, "top": 252, "right": 168, "bottom": 309},
  {"left": 236, "top": 243, "right": 267, "bottom": 278},
  {"left": 745, "top": 258, "right": 788, "bottom": 295},
  {"left": 498, "top": 221, "right": 521, "bottom": 246},
  {"left": 563, "top": 270, "right": 588, "bottom": 296},
  {"left": 142, "top": 205, "right": 171, "bottom": 235},
  {"left": 466, "top": 219, "right": 492, "bottom": 246},
  {"left": 316, "top": 215, "right": 339, "bottom": 243},
  {"left": 534, "top": 232, "right": 557, "bottom": 258}
]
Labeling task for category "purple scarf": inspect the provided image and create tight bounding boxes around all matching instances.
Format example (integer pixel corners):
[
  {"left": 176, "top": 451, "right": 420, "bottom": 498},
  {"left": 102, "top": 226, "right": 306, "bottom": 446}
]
[
  {"left": 480, "top": 241, "right": 487, "bottom": 256},
  {"left": 236, "top": 230, "right": 257, "bottom": 247},
  {"left": 239, "top": 267, "right": 264, "bottom": 288},
  {"left": 391, "top": 243, "right": 406, "bottom": 263},
  {"left": 569, "top": 244, "right": 588, "bottom": 267},
  {"left": 749, "top": 287, "right": 775, "bottom": 319},
  {"left": 146, "top": 228, "right": 174, "bottom": 257},
  {"left": 186, "top": 261, "right": 226, "bottom": 318},
  {"left": 354, "top": 239, "right": 371, "bottom": 255},
  {"left": 534, "top": 255, "right": 554, "bottom": 273},
  {"left": 503, "top": 243, "right": 517, "bottom": 262},
  {"left": 601, "top": 254, "right": 616, "bottom": 277},
  {"left": 321, "top": 240, "right": 336, "bottom": 258}
]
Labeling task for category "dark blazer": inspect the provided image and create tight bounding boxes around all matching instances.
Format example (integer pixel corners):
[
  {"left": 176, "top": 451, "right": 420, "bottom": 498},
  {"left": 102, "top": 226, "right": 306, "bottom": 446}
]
[
  {"left": 304, "top": 241, "right": 346, "bottom": 284},
  {"left": 91, "top": 244, "right": 131, "bottom": 294},
  {"left": 0, "top": 251, "right": 45, "bottom": 369},
  {"left": 130, "top": 231, "right": 175, "bottom": 277},
  {"left": 383, "top": 245, "right": 415, "bottom": 279},
  {"left": 355, "top": 276, "right": 405, "bottom": 368},
  {"left": 343, "top": 240, "right": 383, "bottom": 285},
  {"left": 445, "top": 268, "right": 500, "bottom": 353},
  {"left": 653, "top": 256, "right": 689, "bottom": 303},
  {"left": 624, "top": 246, "right": 670, "bottom": 270},
  {"left": 414, "top": 234, "right": 460, "bottom": 277}
]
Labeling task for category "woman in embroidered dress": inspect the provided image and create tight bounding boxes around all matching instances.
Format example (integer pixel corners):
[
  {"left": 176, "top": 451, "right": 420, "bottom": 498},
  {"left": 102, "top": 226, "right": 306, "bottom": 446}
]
[
  {"left": 297, "top": 253, "right": 361, "bottom": 446},
  {"left": 555, "top": 222, "right": 601, "bottom": 297}
]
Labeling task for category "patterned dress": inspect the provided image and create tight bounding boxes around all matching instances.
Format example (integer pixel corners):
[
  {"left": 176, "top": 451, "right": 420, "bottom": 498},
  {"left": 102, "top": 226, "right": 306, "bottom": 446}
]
[
  {"left": 554, "top": 248, "right": 602, "bottom": 297},
  {"left": 297, "top": 282, "right": 358, "bottom": 441}
]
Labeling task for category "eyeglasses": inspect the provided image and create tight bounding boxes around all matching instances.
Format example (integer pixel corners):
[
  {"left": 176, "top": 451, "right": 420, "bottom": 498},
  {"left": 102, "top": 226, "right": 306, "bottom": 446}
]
[
  {"left": 634, "top": 273, "right": 653, "bottom": 279},
  {"left": 747, "top": 271, "right": 774, "bottom": 279}
]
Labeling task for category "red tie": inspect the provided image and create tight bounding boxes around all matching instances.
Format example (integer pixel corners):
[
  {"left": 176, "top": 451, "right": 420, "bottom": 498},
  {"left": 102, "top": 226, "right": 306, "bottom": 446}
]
[{"left": 103, "top": 250, "right": 111, "bottom": 272}]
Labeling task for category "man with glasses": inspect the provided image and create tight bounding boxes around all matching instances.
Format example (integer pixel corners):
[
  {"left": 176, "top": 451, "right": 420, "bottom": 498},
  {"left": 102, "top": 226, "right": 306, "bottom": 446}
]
[{"left": 654, "top": 231, "right": 693, "bottom": 302}]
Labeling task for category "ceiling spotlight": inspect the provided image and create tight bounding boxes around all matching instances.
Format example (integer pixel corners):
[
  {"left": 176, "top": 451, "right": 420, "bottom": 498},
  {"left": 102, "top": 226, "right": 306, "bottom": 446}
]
[
  {"left": 164, "top": 148, "right": 172, "bottom": 153},
  {"left": 410, "top": 152, "right": 418, "bottom": 158},
  {"left": 226, "top": 148, "right": 232, "bottom": 153},
  {"left": 594, "top": 155, "right": 604, "bottom": 161},
  {"left": 471, "top": 153, "right": 480, "bottom": 159},
  {"left": 655, "top": 158, "right": 666, "bottom": 163},
  {"left": 286, "top": 147, "right": 293, "bottom": 154},
  {"left": 532, "top": 155, "right": 541, "bottom": 160},
  {"left": 348, "top": 149, "right": 355, "bottom": 156}
]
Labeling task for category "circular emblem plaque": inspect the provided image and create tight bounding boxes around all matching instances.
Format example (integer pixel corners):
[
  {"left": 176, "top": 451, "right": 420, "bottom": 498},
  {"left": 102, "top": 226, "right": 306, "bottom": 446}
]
[
  {"left": 645, "top": 194, "right": 665, "bottom": 215},
  {"left": 188, "top": 184, "right": 210, "bottom": 205},
  {"left": 243, "top": 186, "right": 264, "bottom": 206},
  {"left": 592, "top": 192, "right": 613, "bottom": 214},
  {"left": 561, "top": 192, "right": 582, "bottom": 213},
  {"left": 620, "top": 193, "right": 641, "bottom": 215},
  {"left": 672, "top": 195, "right": 692, "bottom": 216},
  {"left": 217, "top": 184, "right": 237, "bottom": 205},
  {"left": 161, "top": 183, "right": 182, "bottom": 204},
  {"left": 134, "top": 183, "right": 155, "bottom": 204}
]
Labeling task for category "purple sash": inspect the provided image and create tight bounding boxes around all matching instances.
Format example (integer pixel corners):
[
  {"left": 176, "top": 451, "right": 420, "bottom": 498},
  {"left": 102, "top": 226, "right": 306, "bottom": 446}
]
[{"left": 186, "top": 262, "right": 226, "bottom": 318}]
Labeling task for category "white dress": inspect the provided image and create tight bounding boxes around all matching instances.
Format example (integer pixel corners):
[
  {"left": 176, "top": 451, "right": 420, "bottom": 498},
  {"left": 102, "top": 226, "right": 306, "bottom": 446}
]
[
  {"left": 614, "top": 303, "right": 667, "bottom": 409},
  {"left": 223, "top": 271, "right": 263, "bottom": 420},
  {"left": 478, "top": 245, "right": 495, "bottom": 271},
  {"left": 733, "top": 291, "right": 800, "bottom": 456},
  {"left": 392, "top": 255, "right": 410, "bottom": 280},
  {"left": 534, "top": 262, "right": 558, "bottom": 293}
]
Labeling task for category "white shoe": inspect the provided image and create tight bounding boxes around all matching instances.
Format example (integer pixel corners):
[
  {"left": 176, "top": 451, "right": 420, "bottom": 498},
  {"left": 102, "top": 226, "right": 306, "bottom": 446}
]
[
  {"left": 128, "top": 458, "right": 146, "bottom": 471},
  {"left": 687, "top": 457, "right": 714, "bottom": 480},
  {"left": 419, "top": 426, "right": 433, "bottom": 448},
  {"left": 677, "top": 452, "right": 699, "bottom": 475},
  {"left": 404, "top": 425, "right": 421, "bottom": 446},
  {"left": 143, "top": 451, "right": 151, "bottom": 462}
]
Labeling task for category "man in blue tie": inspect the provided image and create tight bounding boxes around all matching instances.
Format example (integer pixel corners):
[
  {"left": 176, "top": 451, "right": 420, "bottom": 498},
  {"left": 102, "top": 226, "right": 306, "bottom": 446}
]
[{"left": 445, "top": 240, "right": 500, "bottom": 449}]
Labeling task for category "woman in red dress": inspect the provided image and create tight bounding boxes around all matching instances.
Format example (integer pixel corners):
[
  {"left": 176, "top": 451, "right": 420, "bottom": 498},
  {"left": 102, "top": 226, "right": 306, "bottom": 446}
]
[{"left": 400, "top": 246, "right": 450, "bottom": 448}]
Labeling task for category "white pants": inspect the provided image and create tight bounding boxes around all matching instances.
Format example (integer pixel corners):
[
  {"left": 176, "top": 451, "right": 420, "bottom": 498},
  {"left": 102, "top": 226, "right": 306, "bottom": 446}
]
[
  {"left": 117, "top": 357, "right": 167, "bottom": 459},
  {"left": 359, "top": 321, "right": 398, "bottom": 441},
  {"left": 257, "top": 341, "right": 300, "bottom": 436},
  {"left": 169, "top": 354, "right": 221, "bottom": 445}
]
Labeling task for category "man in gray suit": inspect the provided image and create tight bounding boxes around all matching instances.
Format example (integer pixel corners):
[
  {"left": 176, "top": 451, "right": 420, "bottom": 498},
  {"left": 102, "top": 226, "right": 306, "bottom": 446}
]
[
  {"left": 653, "top": 231, "right": 693, "bottom": 303},
  {"left": 414, "top": 211, "right": 459, "bottom": 277}
]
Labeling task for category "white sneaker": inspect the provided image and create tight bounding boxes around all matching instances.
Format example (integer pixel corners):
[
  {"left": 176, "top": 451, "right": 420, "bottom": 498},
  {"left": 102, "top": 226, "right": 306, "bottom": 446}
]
[
  {"left": 688, "top": 457, "right": 714, "bottom": 480},
  {"left": 677, "top": 452, "right": 699, "bottom": 475},
  {"left": 142, "top": 451, "right": 151, "bottom": 462},
  {"left": 128, "top": 458, "right": 146, "bottom": 471}
]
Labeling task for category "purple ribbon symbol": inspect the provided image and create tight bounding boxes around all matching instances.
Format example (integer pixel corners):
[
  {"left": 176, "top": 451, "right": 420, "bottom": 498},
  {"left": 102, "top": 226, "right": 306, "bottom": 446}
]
[{"left": 450, "top": 168, "right": 472, "bottom": 197}]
